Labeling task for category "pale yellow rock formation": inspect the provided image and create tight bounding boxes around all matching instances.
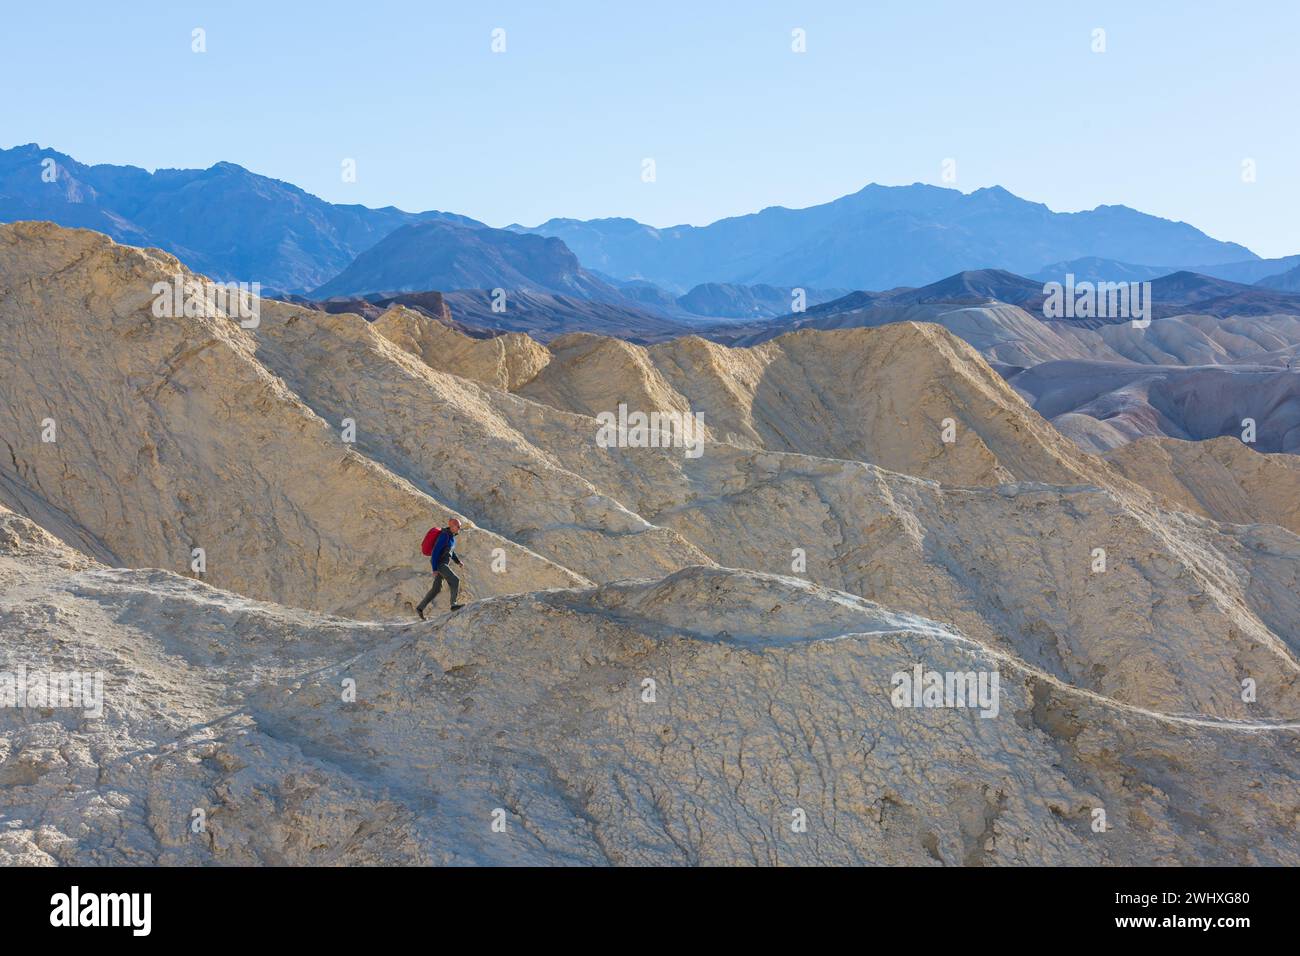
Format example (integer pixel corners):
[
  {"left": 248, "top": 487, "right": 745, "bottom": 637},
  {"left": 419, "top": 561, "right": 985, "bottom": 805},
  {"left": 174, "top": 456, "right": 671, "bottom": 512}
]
[
  {"left": 374, "top": 303, "right": 550, "bottom": 391},
  {"left": 3, "top": 222, "right": 1300, "bottom": 866},
  {"left": 2, "top": 505, "right": 1297, "bottom": 866},
  {"left": 0, "top": 222, "right": 583, "bottom": 618},
  {"left": 1105, "top": 435, "right": 1300, "bottom": 534},
  {"left": 405, "top": 314, "right": 1120, "bottom": 488}
]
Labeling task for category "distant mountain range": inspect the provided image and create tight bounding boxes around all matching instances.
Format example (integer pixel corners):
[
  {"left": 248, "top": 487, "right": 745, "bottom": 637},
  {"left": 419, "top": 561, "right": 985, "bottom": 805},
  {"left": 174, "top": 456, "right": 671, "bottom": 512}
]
[
  {"left": 4, "top": 143, "right": 1298, "bottom": 331},
  {"left": 672, "top": 282, "right": 848, "bottom": 319},
  {"left": 1031, "top": 254, "right": 1300, "bottom": 286},
  {"left": 304, "top": 220, "right": 777, "bottom": 339},
  {"left": 1258, "top": 263, "right": 1300, "bottom": 292},
  {"left": 310, "top": 220, "right": 621, "bottom": 301},
  {"left": 0, "top": 144, "right": 478, "bottom": 292},
  {"left": 705, "top": 268, "right": 1300, "bottom": 348},
  {"left": 511, "top": 183, "right": 1258, "bottom": 290}
]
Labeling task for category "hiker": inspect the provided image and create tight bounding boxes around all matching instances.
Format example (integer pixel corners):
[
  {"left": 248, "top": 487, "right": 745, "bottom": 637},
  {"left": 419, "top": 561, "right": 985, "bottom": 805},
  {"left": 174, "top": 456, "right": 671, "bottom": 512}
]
[{"left": 416, "top": 518, "right": 465, "bottom": 618}]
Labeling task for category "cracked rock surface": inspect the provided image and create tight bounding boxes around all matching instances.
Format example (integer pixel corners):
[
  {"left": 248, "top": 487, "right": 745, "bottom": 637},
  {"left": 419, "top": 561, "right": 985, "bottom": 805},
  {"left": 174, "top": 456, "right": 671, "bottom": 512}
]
[{"left": 3, "top": 509, "right": 1298, "bottom": 866}]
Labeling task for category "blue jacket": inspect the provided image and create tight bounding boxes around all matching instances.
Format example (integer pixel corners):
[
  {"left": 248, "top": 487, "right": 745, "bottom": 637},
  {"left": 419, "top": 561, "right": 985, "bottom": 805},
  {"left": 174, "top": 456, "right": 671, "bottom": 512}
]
[{"left": 430, "top": 528, "right": 460, "bottom": 569}]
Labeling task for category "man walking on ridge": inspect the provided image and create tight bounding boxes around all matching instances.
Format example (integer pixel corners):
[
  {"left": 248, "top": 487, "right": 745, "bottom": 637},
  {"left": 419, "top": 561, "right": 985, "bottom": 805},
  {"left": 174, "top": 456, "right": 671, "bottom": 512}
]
[{"left": 416, "top": 517, "right": 466, "bottom": 618}]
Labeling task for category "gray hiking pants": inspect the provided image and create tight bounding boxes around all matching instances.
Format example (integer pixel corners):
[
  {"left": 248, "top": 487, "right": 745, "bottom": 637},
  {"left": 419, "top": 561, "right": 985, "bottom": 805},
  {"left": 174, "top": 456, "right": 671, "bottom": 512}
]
[{"left": 417, "top": 559, "right": 460, "bottom": 612}]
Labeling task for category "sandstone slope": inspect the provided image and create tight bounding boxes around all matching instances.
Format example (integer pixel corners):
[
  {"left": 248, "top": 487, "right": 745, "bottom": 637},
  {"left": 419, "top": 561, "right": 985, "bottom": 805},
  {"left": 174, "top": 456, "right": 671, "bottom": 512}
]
[
  {"left": 4, "top": 224, "right": 1295, "bottom": 721},
  {"left": 1104, "top": 435, "right": 1300, "bottom": 534},
  {"left": 5, "top": 223, "right": 1300, "bottom": 868},
  {"left": 3, "top": 507, "right": 1297, "bottom": 866},
  {"left": 372, "top": 304, "right": 550, "bottom": 391},
  {"left": 0, "top": 222, "right": 583, "bottom": 618},
  {"left": 504, "top": 426, "right": 1300, "bottom": 720},
  {"left": 384, "top": 308, "right": 1115, "bottom": 488}
]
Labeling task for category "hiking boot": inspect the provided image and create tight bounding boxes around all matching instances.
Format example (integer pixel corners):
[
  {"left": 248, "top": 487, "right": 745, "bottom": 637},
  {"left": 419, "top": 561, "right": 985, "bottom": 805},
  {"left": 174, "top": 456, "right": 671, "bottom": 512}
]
[{"left": 450, "top": 603, "right": 465, "bottom": 611}]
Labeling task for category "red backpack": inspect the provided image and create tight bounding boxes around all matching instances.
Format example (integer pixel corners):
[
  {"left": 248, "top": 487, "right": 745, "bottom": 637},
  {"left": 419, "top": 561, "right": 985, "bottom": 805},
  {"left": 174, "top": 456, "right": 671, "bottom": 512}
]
[{"left": 421, "top": 527, "right": 442, "bottom": 557}]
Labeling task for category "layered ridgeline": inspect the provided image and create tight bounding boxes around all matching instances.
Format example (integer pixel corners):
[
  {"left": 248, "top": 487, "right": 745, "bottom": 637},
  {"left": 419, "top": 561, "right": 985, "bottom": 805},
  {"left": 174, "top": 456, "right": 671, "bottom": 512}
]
[
  {"left": 4, "top": 144, "right": 1262, "bottom": 293},
  {"left": 512, "top": 183, "right": 1256, "bottom": 290},
  {"left": 713, "top": 269, "right": 1300, "bottom": 364},
  {"left": 374, "top": 301, "right": 1103, "bottom": 487},
  {"left": 702, "top": 270, "right": 1300, "bottom": 453},
  {"left": 0, "top": 144, "right": 480, "bottom": 292},
  {"left": 3, "top": 223, "right": 1300, "bottom": 865},
  {"left": 1006, "top": 361, "right": 1300, "bottom": 454}
]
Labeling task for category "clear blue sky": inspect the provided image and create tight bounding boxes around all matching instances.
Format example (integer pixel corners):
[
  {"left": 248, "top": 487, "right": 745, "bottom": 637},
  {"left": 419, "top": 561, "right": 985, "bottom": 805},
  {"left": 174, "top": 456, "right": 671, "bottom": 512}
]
[{"left": 3, "top": 0, "right": 1297, "bottom": 256}]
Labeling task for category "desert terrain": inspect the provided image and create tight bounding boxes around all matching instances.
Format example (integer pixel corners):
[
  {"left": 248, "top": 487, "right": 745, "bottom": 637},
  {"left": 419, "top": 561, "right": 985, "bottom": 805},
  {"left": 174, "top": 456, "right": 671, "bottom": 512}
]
[{"left": 2, "top": 222, "right": 1299, "bottom": 865}]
